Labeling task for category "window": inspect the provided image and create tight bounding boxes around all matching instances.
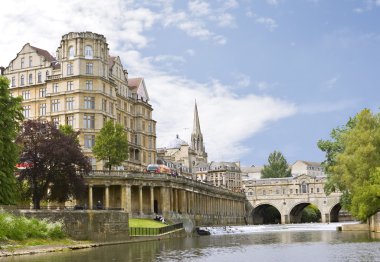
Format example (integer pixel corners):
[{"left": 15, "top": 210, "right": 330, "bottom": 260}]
[
  {"left": 109, "top": 86, "right": 112, "bottom": 96},
  {"left": 85, "top": 80, "right": 93, "bottom": 90},
  {"left": 29, "top": 56, "right": 32, "bottom": 67},
  {"left": 102, "top": 99, "right": 107, "bottom": 112},
  {"left": 23, "top": 105, "right": 31, "bottom": 118},
  {"left": 22, "top": 90, "right": 30, "bottom": 100},
  {"left": 52, "top": 117, "right": 59, "bottom": 127},
  {"left": 84, "top": 97, "right": 95, "bottom": 109},
  {"left": 39, "top": 103, "right": 46, "bottom": 116},
  {"left": 21, "top": 58, "right": 24, "bottom": 69},
  {"left": 37, "top": 72, "right": 42, "bottom": 83},
  {"left": 102, "top": 83, "right": 106, "bottom": 93},
  {"left": 317, "top": 188, "right": 320, "bottom": 193},
  {"left": 69, "top": 46, "right": 74, "bottom": 59},
  {"left": 86, "top": 63, "right": 93, "bottom": 74},
  {"left": 66, "top": 97, "right": 74, "bottom": 110},
  {"left": 90, "top": 158, "right": 96, "bottom": 170},
  {"left": 85, "top": 46, "right": 93, "bottom": 59},
  {"left": 301, "top": 182, "right": 308, "bottom": 194},
  {"left": 109, "top": 102, "right": 114, "bottom": 115},
  {"left": 84, "top": 135, "right": 95, "bottom": 148},
  {"left": 46, "top": 70, "right": 49, "bottom": 77},
  {"left": 53, "top": 83, "right": 59, "bottom": 93},
  {"left": 84, "top": 114, "right": 95, "bottom": 129},
  {"left": 20, "top": 75, "right": 25, "bottom": 86},
  {"left": 311, "top": 188, "right": 314, "bottom": 194},
  {"left": 66, "top": 115, "right": 74, "bottom": 126},
  {"left": 67, "top": 81, "right": 73, "bottom": 91},
  {"left": 39, "top": 88, "right": 46, "bottom": 98},
  {"left": 67, "top": 63, "right": 73, "bottom": 75},
  {"left": 11, "top": 77, "right": 15, "bottom": 87},
  {"left": 51, "top": 99, "right": 60, "bottom": 112},
  {"left": 28, "top": 74, "right": 33, "bottom": 84}
]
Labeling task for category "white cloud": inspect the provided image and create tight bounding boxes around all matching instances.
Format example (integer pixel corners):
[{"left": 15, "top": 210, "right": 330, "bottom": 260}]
[
  {"left": 324, "top": 75, "right": 340, "bottom": 89},
  {"left": 188, "top": 0, "right": 211, "bottom": 16},
  {"left": 233, "top": 73, "right": 251, "bottom": 88},
  {"left": 255, "top": 17, "right": 278, "bottom": 31},
  {"left": 266, "top": 0, "right": 281, "bottom": 6},
  {"left": 186, "top": 49, "right": 196, "bottom": 56}
]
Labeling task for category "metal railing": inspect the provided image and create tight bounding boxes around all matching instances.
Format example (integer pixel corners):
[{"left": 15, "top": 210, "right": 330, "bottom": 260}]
[{"left": 129, "top": 223, "right": 183, "bottom": 236}]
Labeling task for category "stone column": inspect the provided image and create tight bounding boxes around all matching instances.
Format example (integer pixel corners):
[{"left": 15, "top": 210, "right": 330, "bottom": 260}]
[
  {"left": 105, "top": 184, "right": 110, "bottom": 209},
  {"left": 139, "top": 185, "right": 143, "bottom": 215},
  {"left": 150, "top": 186, "right": 155, "bottom": 214},
  {"left": 125, "top": 185, "right": 131, "bottom": 214},
  {"left": 121, "top": 185, "right": 126, "bottom": 211},
  {"left": 160, "top": 187, "right": 170, "bottom": 216},
  {"left": 175, "top": 189, "right": 179, "bottom": 213},
  {"left": 88, "top": 184, "right": 93, "bottom": 210}
]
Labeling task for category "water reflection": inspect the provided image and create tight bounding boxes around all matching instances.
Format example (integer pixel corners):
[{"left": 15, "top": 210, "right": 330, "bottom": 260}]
[{"left": 1, "top": 224, "right": 379, "bottom": 262}]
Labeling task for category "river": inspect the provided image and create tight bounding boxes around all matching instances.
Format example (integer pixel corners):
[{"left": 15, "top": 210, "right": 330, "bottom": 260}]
[{"left": 1, "top": 223, "right": 379, "bottom": 262}]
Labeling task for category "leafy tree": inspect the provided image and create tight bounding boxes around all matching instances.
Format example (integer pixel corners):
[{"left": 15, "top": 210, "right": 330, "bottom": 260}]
[
  {"left": 16, "top": 120, "right": 91, "bottom": 209},
  {"left": 93, "top": 120, "right": 129, "bottom": 171},
  {"left": 0, "top": 76, "right": 23, "bottom": 204},
  {"left": 59, "top": 124, "right": 79, "bottom": 144},
  {"left": 318, "top": 109, "right": 380, "bottom": 221},
  {"left": 261, "top": 151, "right": 292, "bottom": 178},
  {"left": 301, "top": 204, "right": 321, "bottom": 223}
]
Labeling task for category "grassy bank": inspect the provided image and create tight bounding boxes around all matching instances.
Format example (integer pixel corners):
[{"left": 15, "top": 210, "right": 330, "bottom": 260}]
[{"left": 129, "top": 218, "right": 168, "bottom": 228}]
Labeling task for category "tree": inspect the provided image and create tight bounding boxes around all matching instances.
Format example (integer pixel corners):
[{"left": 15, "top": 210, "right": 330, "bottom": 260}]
[
  {"left": 92, "top": 120, "right": 129, "bottom": 171},
  {"left": 0, "top": 76, "right": 23, "bottom": 204},
  {"left": 59, "top": 124, "right": 79, "bottom": 144},
  {"left": 318, "top": 109, "right": 380, "bottom": 221},
  {"left": 261, "top": 151, "right": 292, "bottom": 178},
  {"left": 16, "top": 120, "right": 91, "bottom": 209}
]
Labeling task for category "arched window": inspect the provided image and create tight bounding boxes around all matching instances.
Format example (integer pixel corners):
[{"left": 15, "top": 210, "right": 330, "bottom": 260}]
[
  {"left": 85, "top": 45, "right": 93, "bottom": 59},
  {"left": 69, "top": 46, "right": 74, "bottom": 59}
]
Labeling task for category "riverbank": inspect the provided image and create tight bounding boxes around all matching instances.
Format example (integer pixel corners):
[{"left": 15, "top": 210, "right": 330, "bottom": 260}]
[{"left": 0, "top": 228, "right": 185, "bottom": 258}]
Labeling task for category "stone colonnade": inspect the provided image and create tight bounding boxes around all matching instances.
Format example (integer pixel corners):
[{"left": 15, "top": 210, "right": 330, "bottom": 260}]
[{"left": 85, "top": 174, "right": 246, "bottom": 225}]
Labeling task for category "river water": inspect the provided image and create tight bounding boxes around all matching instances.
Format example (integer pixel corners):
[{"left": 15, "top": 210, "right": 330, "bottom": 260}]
[{"left": 2, "top": 223, "right": 379, "bottom": 262}]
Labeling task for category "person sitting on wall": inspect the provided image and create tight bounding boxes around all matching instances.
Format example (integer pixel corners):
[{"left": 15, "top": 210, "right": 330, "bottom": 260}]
[{"left": 96, "top": 200, "right": 103, "bottom": 210}]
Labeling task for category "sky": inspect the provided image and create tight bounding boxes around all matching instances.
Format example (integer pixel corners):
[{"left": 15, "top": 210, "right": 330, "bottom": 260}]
[{"left": 1, "top": 0, "right": 380, "bottom": 167}]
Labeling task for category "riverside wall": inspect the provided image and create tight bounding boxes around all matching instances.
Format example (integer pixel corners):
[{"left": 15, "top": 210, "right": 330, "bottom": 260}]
[{"left": 19, "top": 210, "right": 130, "bottom": 242}]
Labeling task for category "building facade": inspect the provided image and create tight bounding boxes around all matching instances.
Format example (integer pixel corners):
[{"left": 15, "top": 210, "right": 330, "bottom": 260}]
[
  {"left": 207, "top": 161, "right": 242, "bottom": 192},
  {"left": 2, "top": 32, "right": 156, "bottom": 171},
  {"left": 291, "top": 160, "right": 325, "bottom": 177}
]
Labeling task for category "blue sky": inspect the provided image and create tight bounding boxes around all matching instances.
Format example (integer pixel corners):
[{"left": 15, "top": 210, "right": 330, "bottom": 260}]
[{"left": 1, "top": 0, "right": 380, "bottom": 166}]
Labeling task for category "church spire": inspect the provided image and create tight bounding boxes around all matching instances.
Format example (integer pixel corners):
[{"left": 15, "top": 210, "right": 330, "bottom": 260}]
[{"left": 192, "top": 100, "right": 202, "bottom": 135}]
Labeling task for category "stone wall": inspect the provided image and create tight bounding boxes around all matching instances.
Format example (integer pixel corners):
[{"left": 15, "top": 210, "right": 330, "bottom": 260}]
[
  {"left": 369, "top": 212, "right": 380, "bottom": 233},
  {"left": 19, "top": 210, "right": 129, "bottom": 242}
]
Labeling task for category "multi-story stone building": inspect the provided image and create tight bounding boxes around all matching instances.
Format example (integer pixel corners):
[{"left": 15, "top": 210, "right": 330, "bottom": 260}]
[
  {"left": 291, "top": 160, "right": 325, "bottom": 177},
  {"left": 2, "top": 32, "right": 156, "bottom": 171},
  {"left": 207, "top": 161, "right": 242, "bottom": 192}
]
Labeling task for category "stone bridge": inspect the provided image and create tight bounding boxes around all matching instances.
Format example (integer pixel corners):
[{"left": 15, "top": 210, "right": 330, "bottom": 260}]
[
  {"left": 81, "top": 171, "right": 246, "bottom": 226},
  {"left": 243, "top": 174, "right": 344, "bottom": 224}
]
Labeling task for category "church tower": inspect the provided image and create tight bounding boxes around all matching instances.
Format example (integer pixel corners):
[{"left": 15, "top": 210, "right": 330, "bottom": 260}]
[{"left": 191, "top": 101, "right": 208, "bottom": 163}]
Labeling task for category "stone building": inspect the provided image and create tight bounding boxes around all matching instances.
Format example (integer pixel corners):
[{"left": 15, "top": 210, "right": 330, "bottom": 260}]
[
  {"left": 207, "top": 161, "right": 242, "bottom": 192},
  {"left": 2, "top": 31, "right": 156, "bottom": 171},
  {"left": 157, "top": 102, "right": 208, "bottom": 178},
  {"left": 291, "top": 160, "right": 325, "bottom": 177}
]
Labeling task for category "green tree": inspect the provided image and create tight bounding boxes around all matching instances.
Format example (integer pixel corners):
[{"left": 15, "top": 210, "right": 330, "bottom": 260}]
[
  {"left": 318, "top": 109, "right": 380, "bottom": 221},
  {"left": 59, "top": 124, "right": 79, "bottom": 144},
  {"left": 16, "top": 120, "right": 90, "bottom": 209},
  {"left": 0, "top": 76, "right": 23, "bottom": 204},
  {"left": 92, "top": 120, "right": 129, "bottom": 171},
  {"left": 261, "top": 151, "right": 292, "bottom": 178}
]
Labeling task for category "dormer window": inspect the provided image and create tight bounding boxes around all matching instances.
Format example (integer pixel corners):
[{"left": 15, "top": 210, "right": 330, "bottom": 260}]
[
  {"left": 85, "top": 45, "right": 93, "bottom": 59},
  {"left": 69, "top": 46, "right": 74, "bottom": 59}
]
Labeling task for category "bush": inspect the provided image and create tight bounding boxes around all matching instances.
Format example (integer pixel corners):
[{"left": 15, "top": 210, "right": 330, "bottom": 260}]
[{"left": 0, "top": 212, "right": 65, "bottom": 241}]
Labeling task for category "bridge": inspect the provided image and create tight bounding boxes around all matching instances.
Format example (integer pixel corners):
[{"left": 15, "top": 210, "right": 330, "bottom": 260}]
[
  {"left": 243, "top": 174, "right": 345, "bottom": 224},
  {"left": 81, "top": 171, "right": 246, "bottom": 226}
]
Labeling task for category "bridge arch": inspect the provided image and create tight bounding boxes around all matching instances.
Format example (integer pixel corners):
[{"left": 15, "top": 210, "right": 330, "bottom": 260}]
[
  {"left": 329, "top": 202, "right": 341, "bottom": 222},
  {"left": 289, "top": 202, "right": 322, "bottom": 223},
  {"left": 252, "top": 203, "right": 282, "bottom": 225}
]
